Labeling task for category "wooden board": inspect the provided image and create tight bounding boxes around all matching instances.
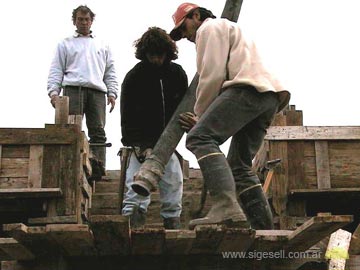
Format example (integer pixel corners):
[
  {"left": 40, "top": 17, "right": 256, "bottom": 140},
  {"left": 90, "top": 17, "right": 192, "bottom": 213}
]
[
  {"left": 0, "top": 126, "right": 78, "bottom": 145},
  {"left": 0, "top": 188, "right": 62, "bottom": 199},
  {"left": 286, "top": 215, "right": 353, "bottom": 251},
  {"left": 46, "top": 224, "right": 96, "bottom": 256},
  {"left": 0, "top": 237, "right": 34, "bottom": 260},
  {"left": 266, "top": 126, "right": 360, "bottom": 140},
  {"left": 90, "top": 215, "right": 130, "bottom": 255},
  {"left": 131, "top": 228, "right": 165, "bottom": 255},
  {"left": 165, "top": 230, "right": 195, "bottom": 255}
]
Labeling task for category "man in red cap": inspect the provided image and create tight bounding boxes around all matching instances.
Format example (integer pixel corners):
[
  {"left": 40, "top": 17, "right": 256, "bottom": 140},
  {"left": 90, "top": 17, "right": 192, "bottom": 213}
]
[{"left": 171, "top": 3, "right": 291, "bottom": 230}]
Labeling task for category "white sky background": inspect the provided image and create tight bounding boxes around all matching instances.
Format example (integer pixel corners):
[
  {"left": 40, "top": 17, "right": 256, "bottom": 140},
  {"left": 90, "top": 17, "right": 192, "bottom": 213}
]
[{"left": 0, "top": 0, "right": 359, "bottom": 169}]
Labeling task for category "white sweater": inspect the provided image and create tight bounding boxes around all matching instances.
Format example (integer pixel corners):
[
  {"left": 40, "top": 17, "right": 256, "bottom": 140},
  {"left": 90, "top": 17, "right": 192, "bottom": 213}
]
[
  {"left": 195, "top": 18, "right": 290, "bottom": 117},
  {"left": 47, "top": 33, "right": 118, "bottom": 98}
]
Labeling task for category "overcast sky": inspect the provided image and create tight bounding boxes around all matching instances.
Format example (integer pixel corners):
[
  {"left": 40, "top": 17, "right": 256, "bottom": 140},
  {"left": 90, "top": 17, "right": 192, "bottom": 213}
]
[{"left": 0, "top": 0, "right": 359, "bottom": 169}]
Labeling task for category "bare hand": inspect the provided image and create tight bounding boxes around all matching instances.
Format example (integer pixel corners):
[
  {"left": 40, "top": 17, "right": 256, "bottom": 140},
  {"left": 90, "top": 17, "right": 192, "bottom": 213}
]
[
  {"left": 50, "top": 95, "right": 59, "bottom": 108},
  {"left": 179, "top": 112, "right": 198, "bottom": 132},
  {"left": 107, "top": 96, "right": 116, "bottom": 113}
]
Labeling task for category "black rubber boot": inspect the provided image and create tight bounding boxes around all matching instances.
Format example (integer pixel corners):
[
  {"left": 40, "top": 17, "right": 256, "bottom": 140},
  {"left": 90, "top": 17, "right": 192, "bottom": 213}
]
[
  {"left": 163, "top": 217, "right": 181, "bottom": 229},
  {"left": 90, "top": 146, "right": 106, "bottom": 169},
  {"left": 238, "top": 184, "right": 274, "bottom": 229},
  {"left": 189, "top": 154, "right": 249, "bottom": 230}
]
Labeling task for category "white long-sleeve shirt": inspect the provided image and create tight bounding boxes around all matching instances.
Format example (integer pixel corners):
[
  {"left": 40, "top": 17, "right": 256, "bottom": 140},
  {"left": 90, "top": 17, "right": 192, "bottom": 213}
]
[
  {"left": 47, "top": 32, "right": 118, "bottom": 98},
  {"left": 194, "top": 18, "right": 290, "bottom": 117}
]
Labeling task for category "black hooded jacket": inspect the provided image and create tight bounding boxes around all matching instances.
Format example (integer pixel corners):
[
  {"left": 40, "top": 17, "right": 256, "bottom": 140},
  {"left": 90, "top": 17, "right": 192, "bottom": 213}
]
[{"left": 120, "top": 60, "right": 188, "bottom": 149}]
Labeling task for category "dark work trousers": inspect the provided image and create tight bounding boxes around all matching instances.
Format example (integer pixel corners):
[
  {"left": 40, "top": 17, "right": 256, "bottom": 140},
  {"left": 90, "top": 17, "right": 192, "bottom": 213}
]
[
  {"left": 64, "top": 86, "right": 107, "bottom": 164},
  {"left": 186, "top": 85, "right": 280, "bottom": 192}
]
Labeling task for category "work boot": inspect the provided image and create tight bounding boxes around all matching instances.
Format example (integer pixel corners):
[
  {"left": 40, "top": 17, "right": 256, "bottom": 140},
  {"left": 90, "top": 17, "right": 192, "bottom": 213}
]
[
  {"left": 189, "top": 154, "right": 249, "bottom": 230},
  {"left": 163, "top": 217, "right": 181, "bottom": 229},
  {"left": 189, "top": 191, "right": 249, "bottom": 229},
  {"left": 238, "top": 184, "right": 274, "bottom": 229},
  {"left": 128, "top": 207, "right": 146, "bottom": 229}
]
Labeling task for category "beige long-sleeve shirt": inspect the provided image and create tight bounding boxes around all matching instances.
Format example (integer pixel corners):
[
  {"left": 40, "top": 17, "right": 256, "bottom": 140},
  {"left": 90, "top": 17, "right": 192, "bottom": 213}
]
[{"left": 194, "top": 18, "right": 290, "bottom": 117}]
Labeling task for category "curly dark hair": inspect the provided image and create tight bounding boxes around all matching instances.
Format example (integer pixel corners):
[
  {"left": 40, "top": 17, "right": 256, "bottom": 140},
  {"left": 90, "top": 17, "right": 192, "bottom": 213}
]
[
  {"left": 134, "top": 27, "right": 178, "bottom": 62},
  {"left": 72, "top": 5, "right": 95, "bottom": 23}
]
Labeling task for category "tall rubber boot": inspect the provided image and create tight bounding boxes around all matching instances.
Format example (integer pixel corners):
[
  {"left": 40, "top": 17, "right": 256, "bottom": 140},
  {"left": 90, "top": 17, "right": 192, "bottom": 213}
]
[
  {"left": 238, "top": 184, "right": 274, "bottom": 229},
  {"left": 189, "top": 154, "right": 249, "bottom": 230}
]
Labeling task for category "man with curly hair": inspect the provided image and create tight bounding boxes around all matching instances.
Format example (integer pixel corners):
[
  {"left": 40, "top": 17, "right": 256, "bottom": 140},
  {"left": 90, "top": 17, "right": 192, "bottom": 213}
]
[
  {"left": 121, "top": 27, "right": 188, "bottom": 229},
  {"left": 47, "top": 5, "right": 118, "bottom": 171}
]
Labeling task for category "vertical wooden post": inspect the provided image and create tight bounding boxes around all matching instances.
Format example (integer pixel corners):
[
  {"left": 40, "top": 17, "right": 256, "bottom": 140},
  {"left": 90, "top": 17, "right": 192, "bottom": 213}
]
[
  {"left": 28, "top": 145, "right": 44, "bottom": 188},
  {"left": 55, "top": 96, "right": 69, "bottom": 124},
  {"left": 315, "top": 141, "right": 331, "bottom": 189}
]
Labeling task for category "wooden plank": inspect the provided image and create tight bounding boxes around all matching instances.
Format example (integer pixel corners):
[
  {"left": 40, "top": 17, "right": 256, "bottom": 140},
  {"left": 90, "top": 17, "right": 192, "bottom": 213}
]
[
  {"left": 315, "top": 141, "right": 331, "bottom": 189},
  {"left": 90, "top": 215, "right": 130, "bottom": 255},
  {"left": 0, "top": 177, "right": 29, "bottom": 189},
  {"left": 189, "top": 225, "right": 225, "bottom": 254},
  {"left": 0, "top": 188, "right": 62, "bottom": 199},
  {"left": 28, "top": 215, "right": 77, "bottom": 225},
  {"left": 131, "top": 228, "right": 165, "bottom": 255},
  {"left": 0, "top": 158, "right": 29, "bottom": 178},
  {"left": 269, "top": 141, "right": 289, "bottom": 218},
  {"left": 266, "top": 126, "right": 360, "bottom": 140},
  {"left": 286, "top": 215, "right": 353, "bottom": 251},
  {"left": 0, "top": 238, "right": 34, "bottom": 260},
  {"left": 0, "top": 145, "right": 2, "bottom": 170},
  {"left": 46, "top": 224, "right": 96, "bottom": 256},
  {"left": 28, "top": 145, "right": 43, "bottom": 188},
  {"left": 217, "top": 228, "right": 256, "bottom": 253},
  {"left": 165, "top": 230, "right": 195, "bottom": 255},
  {"left": 252, "top": 230, "right": 293, "bottom": 251},
  {"left": 3, "top": 223, "right": 60, "bottom": 257},
  {"left": 290, "top": 188, "right": 360, "bottom": 198},
  {"left": 55, "top": 96, "right": 69, "bottom": 124},
  {"left": 0, "top": 126, "right": 78, "bottom": 145},
  {"left": 1, "top": 145, "right": 29, "bottom": 158},
  {"left": 287, "top": 141, "right": 306, "bottom": 217},
  {"left": 326, "top": 229, "right": 352, "bottom": 270},
  {"left": 350, "top": 224, "right": 360, "bottom": 255}
]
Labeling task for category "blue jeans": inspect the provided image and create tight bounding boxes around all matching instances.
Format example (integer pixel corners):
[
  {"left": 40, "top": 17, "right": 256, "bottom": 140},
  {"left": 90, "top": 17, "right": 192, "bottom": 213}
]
[
  {"left": 186, "top": 85, "right": 280, "bottom": 192},
  {"left": 122, "top": 152, "right": 183, "bottom": 219}
]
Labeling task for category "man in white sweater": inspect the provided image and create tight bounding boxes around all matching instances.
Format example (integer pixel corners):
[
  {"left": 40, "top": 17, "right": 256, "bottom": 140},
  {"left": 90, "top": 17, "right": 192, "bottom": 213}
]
[
  {"left": 47, "top": 5, "right": 118, "bottom": 171},
  {"left": 170, "top": 3, "right": 290, "bottom": 229}
]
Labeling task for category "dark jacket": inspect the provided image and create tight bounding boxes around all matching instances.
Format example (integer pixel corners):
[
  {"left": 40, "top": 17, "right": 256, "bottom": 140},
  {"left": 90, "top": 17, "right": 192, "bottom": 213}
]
[{"left": 120, "top": 60, "right": 188, "bottom": 149}]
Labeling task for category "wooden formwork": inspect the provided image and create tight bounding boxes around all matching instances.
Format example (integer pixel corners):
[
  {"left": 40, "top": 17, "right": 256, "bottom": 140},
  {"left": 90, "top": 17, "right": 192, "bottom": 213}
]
[
  {"left": 265, "top": 126, "right": 360, "bottom": 230},
  {"left": 0, "top": 214, "right": 354, "bottom": 269},
  {"left": 0, "top": 124, "right": 92, "bottom": 226}
]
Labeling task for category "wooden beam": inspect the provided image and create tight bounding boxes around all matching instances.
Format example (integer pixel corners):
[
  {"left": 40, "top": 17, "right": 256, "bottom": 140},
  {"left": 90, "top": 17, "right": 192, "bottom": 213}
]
[
  {"left": 189, "top": 225, "right": 225, "bottom": 254},
  {"left": 28, "top": 145, "right": 44, "bottom": 188},
  {"left": 0, "top": 188, "right": 62, "bottom": 199},
  {"left": 217, "top": 228, "right": 256, "bottom": 253},
  {"left": 165, "top": 230, "right": 195, "bottom": 255},
  {"left": 0, "top": 127, "right": 77, "bottom": 145},
  {"left": 0, "top": 237, "right": 34, "bottom": 261},
  {"left": 90, "top": 215, "right": 130, "bottom": 256},
  {"left": 3, "top": 223, "right": 60, "bottom": 257},
  {"left": 350, "top": 224, "right": 360, "bottom": 255},
  {"left": 315, "top": 141, "right": 331, "bottom": 189},
  {"left": 290, "top": 188, "right": 360, "bottom": 198},
  {"left": 286, "top": 215, "right": 353, "bottom": 251},
  {"left": 131, "top": 228, "right": 165, "bottom": 255},
  {"left": 266, "top": 126, "right": 360, "bottom": 140},
  {"left": 28, "top": 215, "right": 77, "bottom": 225},
  {"left": 46, "top": 224, "right": 96, "bottom": 256}
]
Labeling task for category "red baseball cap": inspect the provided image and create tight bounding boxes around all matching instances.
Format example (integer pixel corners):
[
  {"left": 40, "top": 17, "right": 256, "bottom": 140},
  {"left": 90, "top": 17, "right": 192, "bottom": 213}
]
[{"left": 170, "top": 3, "right": 199, "bottom": 41}]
